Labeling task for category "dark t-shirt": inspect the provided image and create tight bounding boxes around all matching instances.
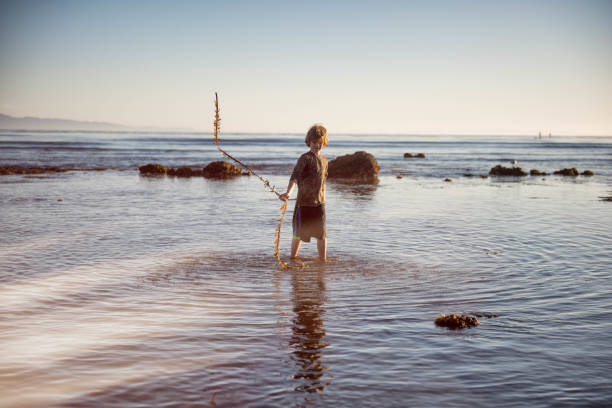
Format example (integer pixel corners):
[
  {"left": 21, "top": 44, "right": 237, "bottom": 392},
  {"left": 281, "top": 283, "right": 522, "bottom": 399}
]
[{"left": 290, "top": 151, "right": 328, "bottom": 207}]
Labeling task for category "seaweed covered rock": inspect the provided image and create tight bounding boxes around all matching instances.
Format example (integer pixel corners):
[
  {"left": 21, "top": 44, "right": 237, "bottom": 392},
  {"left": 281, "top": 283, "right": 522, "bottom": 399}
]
[
  {"left": 489, "top": 165, "right": 527, "bottom": 177},
  {"left": 530, "top": 169, "right": 548, "bottom": 176},
  {"left": 435, "top": 314, "right": 479, "bottom": 330},
  {"left": 581, "top": 170, "right": 594, "bottom": 176},
  {"left": 328, "top": 151, "right": 380, "bottom": 184},
  {"left": 202, "top": 161, "right": 243, "bottom": 178},
  {"left": 169, "top": 166, "right": 203, "bottom": 178},
  {"left": 139, "top": 163, "right": 167, "bottom": 175},
  {"left": 554, "top": 168, "right": 579, "bottom": 176}
]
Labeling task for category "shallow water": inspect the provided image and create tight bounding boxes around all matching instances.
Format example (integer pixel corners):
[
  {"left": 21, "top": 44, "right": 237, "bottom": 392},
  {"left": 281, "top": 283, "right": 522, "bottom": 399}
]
[{"left": 1, "top": 133, "right": 612, "bottom": 407}]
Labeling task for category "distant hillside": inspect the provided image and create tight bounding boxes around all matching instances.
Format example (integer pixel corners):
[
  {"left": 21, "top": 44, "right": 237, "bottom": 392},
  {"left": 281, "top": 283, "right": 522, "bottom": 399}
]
[{"left": 0, "top": 113, "right": 131, "bottom": 131}]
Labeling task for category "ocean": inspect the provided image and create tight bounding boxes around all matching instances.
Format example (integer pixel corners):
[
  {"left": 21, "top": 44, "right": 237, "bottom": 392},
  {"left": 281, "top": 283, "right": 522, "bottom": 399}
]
[{"left": 1, "top": 130, "right": 611, "bottom": 407}]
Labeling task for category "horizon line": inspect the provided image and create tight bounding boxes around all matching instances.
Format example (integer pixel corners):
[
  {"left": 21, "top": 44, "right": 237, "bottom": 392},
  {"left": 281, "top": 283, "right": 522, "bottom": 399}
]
[{"left": 1, "top": 128, "right": 611, "bottom": 138}]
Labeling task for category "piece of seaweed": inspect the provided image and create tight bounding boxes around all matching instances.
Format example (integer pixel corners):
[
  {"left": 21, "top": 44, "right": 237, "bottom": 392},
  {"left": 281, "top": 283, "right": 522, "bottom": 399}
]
[{"left": 213, "top": 93, "right": 301, "bottom": 269}]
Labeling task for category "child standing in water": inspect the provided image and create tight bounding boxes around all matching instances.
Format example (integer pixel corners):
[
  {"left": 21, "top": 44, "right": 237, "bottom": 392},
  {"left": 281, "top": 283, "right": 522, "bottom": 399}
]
[{"left": 279, "top": 124, "right": 329, "bottom": 262}]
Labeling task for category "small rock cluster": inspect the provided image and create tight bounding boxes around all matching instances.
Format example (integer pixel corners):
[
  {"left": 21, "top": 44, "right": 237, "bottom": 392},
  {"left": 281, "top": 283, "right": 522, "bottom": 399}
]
[
  {"left": 553, "top": 168, "right": 593, "bottom": 176},
  {"left": 488, "top": 165, "right": 594, "bottom": 177},
  {"left": 435, "top": 314, "right": 480, "bottom": 330},
  {"left": 1, "top": 166, "right": 68, "bottom": 175},
  {"left": 403, "top": 153, "right": 426, "bottom": 158},
  {"left": 139, "top": 162, "right": 247, "bottom": 179},
  {"left": 0, "top": 166, "right": 108, "bottom": 175}
]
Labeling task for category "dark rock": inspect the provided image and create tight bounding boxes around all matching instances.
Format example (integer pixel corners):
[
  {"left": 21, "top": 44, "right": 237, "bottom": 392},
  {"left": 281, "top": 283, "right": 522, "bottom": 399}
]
[
  {"left": 328, "top": 151, "right": 380, "bottom": 184},
  {"left": 403, "top": 153, "right": 426, "bottom": 158},
  {"left": 480, "top": 175, "right": 488, "bottom": 179},
  {"left": 463, "top": 173, "right": 474, "bottom": 177},
  {"left": 0, "top": 166, "right": 68, "bottom": 175},
  {"left": 172, "top": 166, "right": 203, "bottom": 177},
  {"left": 396, "top": 175, "right": 403, "bottom": 179},
  {"left": 554, "top": 168, "right": 579, "bottom": 176},
  {"left": 581, "top": 170, "right": 594, "bottom": 176},
  {"left": 435, "top": 314, "right": 479, "bottom": 330},
  {"left": 530, "top": 169, "right": 548, "bottom": 176},
  {"left": 139, "top": 163, "right": 167, "bottom": 175},
  {"left": 444, "top": 178, "right": 452, "bottom": 182},
  {"left": 202, "top": 161, "right": 243, "bottom": 178},
  {"left": 489, "top": 165, "right": 527, "bottom": 177}
]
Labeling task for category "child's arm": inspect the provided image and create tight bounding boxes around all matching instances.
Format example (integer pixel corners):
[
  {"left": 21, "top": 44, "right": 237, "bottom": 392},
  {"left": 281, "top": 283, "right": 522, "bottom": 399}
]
[
  {"left": 280, "top": 154, "right": 306, "bottom": 201},
  {"left": 279, "top": 179, "right": 296, "bottom": 201}
]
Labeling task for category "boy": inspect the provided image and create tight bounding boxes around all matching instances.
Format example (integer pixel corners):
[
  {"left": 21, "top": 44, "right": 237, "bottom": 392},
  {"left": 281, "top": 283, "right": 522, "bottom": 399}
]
[{"left": 279, "top": 124, "right": 329, "bottom": 262}]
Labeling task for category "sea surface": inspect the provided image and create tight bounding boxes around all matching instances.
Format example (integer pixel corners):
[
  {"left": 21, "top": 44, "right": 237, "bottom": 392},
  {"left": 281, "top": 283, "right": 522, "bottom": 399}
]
[{"left": 1, "top": 130, "right": 611, "bottom": 407}]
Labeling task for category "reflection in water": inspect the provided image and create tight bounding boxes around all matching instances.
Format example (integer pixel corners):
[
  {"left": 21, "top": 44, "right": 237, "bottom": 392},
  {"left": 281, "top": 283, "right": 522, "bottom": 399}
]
[
  {"left": 289, "top": 267, "right": 330, "bottom": 394},
  {"left": 328, "top": 180, "right": 378, "bottom": 199}
]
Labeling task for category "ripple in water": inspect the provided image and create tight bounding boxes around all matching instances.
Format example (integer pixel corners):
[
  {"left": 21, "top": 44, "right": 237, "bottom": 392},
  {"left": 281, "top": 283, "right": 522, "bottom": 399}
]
[{"left": 1, "top": 139, "right": 612, "bottom": 407}]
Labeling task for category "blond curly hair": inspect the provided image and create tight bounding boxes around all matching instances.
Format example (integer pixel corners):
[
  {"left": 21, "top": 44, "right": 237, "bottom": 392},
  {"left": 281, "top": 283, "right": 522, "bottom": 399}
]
[{"left": 305, "top": 124, "right": 329, "bottom": 147}]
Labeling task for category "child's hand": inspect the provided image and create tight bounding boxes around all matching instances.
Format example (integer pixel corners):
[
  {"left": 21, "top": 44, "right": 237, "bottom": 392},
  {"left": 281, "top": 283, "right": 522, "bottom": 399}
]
[{"left": 279, "top": 193, "right": 290, "bottom": 201}]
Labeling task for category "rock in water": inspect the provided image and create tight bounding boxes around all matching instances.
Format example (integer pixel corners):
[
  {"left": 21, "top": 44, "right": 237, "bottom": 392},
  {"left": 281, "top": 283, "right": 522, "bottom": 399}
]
[
  {"left": 139, "top": 163, "right": 168, "bottom": 175},
  {"left": 435, "top": 314, "right": 479, "bottom": 330},
  {"left": 530, "top": 169, "right": 548, "bottom": 176},
  {"left": 202, "top": 161, "right": 243, "bottom": 178},
  {"left": 553, "top": 168, "right": 579, "bottom": 176},
  {"left": 489, "top": 165, "right": 527, "bottom": 177},
  {"left": 403, "top": 152, "right": 426, "bottom": 158},
  {"left": 0, "top": 166, "right": 68, "bottom": 175},
  {"left": 581, "top": 170, "right": 594, "bottom": 176},
  {"left": 328, "top": 151, "right": 380, "bottom": 184},
  {"left": 174, "top": 166, "right": 200, "bottom": 177}
]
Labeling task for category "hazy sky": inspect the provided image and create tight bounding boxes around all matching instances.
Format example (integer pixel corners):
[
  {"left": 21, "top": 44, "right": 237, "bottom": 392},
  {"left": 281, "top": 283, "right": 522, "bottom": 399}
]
[{"left": 1, "top": 0, "right": 611, "bottom": 134}]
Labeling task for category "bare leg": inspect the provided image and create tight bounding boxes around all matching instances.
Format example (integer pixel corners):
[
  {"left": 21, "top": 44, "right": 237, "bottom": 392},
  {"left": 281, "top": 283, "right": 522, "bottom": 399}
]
[
  {"left": 317, "top": 238, "right": 327, "bottom": 262},
  {"left": 291, "top": 239, "right": 302, "bottom": 259}
]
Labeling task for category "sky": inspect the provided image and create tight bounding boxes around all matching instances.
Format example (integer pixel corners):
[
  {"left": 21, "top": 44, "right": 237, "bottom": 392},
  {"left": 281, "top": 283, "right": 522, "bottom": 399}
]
[{"left": 1, "top": 0, "right": 611, "bottom": 135}]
